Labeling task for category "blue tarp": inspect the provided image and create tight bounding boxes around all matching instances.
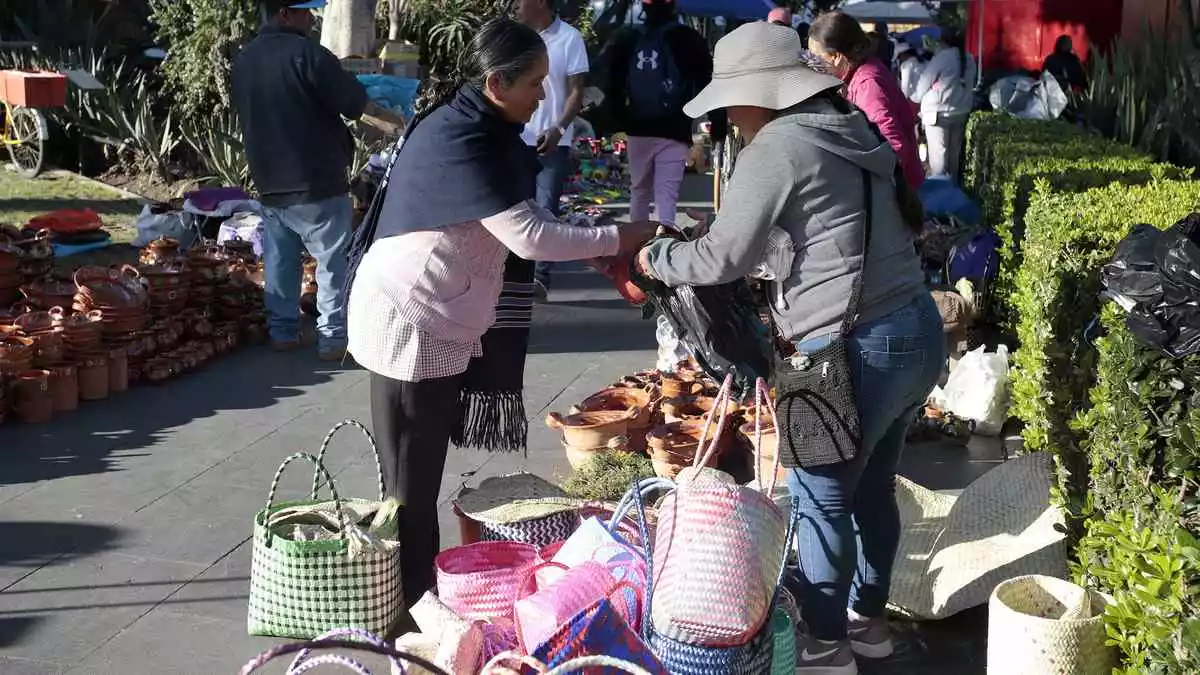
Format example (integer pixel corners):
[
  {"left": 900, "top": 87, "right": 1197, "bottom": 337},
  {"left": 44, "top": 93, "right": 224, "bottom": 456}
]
[
  {"left": 679, "top": 0, "right": 773, "bottom": 19},
  {"left": 919, "top": 176, "right": 981, "bottom": 225},
  {"left": 356, "top": 74, "right": 420, "bottom": 120}
]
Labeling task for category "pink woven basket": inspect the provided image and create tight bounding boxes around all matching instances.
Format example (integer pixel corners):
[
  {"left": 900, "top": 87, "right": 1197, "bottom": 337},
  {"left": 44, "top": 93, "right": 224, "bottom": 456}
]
[
  {"left": 435, "top": 541, "right": 539, "bottom": 621},
  {"left": 514, "top": 561, "right": 626, "bottom": 653}
]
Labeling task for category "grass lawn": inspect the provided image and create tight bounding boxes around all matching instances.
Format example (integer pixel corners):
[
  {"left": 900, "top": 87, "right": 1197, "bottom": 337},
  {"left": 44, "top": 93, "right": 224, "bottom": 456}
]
[{"left": 0, "top": 167, "right": 143, "bottom": 243}]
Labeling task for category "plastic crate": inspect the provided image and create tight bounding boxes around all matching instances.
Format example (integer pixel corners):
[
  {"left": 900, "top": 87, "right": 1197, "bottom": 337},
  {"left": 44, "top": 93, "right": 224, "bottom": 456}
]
[{"left": 0, "top": 71, "right": 68, "bottom": 108}]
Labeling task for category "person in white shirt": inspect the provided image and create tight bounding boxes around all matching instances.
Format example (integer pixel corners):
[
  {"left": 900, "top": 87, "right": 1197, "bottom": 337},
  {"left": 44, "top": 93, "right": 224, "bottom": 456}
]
[
  {"left": 909, "top": 27, "right": 976, "bottom": 182},
  {"left": 516, "top": 0, "right": 589, "bottom": 299},
  {"left": 896, "top": 42, "right": 925, "bottom": 100}
]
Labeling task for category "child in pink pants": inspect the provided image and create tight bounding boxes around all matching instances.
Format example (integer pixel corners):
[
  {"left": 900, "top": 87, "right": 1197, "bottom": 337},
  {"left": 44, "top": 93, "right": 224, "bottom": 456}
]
[{"left": 627, "top": 136, "right": 689, "bottom": 226}]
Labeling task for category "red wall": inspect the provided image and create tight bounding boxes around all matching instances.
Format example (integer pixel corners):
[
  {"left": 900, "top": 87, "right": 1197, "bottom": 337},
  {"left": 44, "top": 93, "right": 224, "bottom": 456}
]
[{"left": 967, "top": 0, "right": 1126, "bottom": 73}]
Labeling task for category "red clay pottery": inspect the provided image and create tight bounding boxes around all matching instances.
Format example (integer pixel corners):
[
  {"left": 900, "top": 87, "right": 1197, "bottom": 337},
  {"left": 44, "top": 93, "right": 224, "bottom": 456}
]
[
  {"left": 563, "top": 436, "right": 630, "bottom": 471},
  {"left": 661, "top": 394, "right": 741, "bottom": 425},
  {"left": 140, "top": 236, "right": 181, "bottom": 266},
  {"left": 107, "top": 345, "right": 129, "bottom": 393},
  {"left": 45, "top": 361, "right": 79, "bottom": 412},
  {"left": 647, "top": 420, "right": 727, "bottom": 478},
  {"left": 0, "top": 336, "right": 36, "bottom": 376},
  {"left": 20, "top": 278, "right": 75, "bottom": 310},
  {"left": 571, "top": 386, "right": 659, "bottom": 452},
  {"left": 545, "top": 408, "right": 638, "bottom": 448},
  {"left": 10, "top": 369, "right": 52, "bottom": 423},
  {"left": 77, "top": 352, "right": 110, "bottom": 401}
]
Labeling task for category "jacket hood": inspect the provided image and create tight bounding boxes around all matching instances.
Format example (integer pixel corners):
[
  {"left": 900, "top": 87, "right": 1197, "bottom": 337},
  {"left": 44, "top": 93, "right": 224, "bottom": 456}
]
[{"left": 758, "top": 98, "right": 898, "bottom": 179}]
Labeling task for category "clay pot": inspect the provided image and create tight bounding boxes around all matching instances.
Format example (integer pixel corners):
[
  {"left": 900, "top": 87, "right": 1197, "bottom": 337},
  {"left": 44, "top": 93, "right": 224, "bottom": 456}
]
[
  {"left": 661, "top": 395, "right": 741, "bottom": 425},
  {"left": 659, "top": 372, "right": 699, "bottom": 399},
  {"left": 739, "top": 419, "right": 781, "bottom": 472},
  {"left": 20, "top": 278, "right": 75, "bottom": 310},
  {"left": 77, "top": 352, "right": 110, "bottom": 401},
  {"left": 0, "top": 336, "right": 36, "bottom": 375},
  {"left": 10, "top": 369, "right": 52, "bottom": 424},
  {"left": 45, "top": 362, "right": 79, "bottom": 412},
  {"left": 563, "top": 435, "right": 630, "bottom": 471},
  {"left": 143, "top": 358, "right": 172, "bottom": 384},
  {"left": 545, "top": 409, "right": 638, "bottom": 449},
  {"left": 13, "top": 309, "right": 56, "bottom": 335},
  {"left": 571, "top": 386, "right": 659, "bottom": 452},
  {"left": 107, "top": 346, "right": 129, "bottom": 393},
  {"left": 646, "top": 420, "right": 727, "bottom": 478},
  {"left": 140, "top": 236, "right": 181, "bottom": 266},
  {"left": 27, "top": 328, "right": 64, "bottom": 367}
]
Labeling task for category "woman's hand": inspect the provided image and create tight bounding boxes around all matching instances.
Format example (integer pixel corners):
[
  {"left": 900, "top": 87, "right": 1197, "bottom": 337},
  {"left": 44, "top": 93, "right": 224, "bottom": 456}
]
[
  {"left": 616, "top": 220, "right": 660, "bottom": 255},
  {"left": 635, "top": 246, "right": 655, "bottom": 280}
]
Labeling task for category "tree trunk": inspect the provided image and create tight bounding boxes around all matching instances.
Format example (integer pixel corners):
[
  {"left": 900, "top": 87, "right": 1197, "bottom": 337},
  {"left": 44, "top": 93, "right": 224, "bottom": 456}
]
[
  {"left": 320, "top": 0, "right": 377, "bottom": 59},
  {"left": 389, "top": 0, "right": 404, "bottom": 40}
]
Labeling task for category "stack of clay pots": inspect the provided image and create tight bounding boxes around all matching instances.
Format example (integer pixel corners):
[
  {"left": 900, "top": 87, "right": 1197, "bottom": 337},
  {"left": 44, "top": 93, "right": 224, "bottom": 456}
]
[
  {"left": 739, "top": 403, "right": 787, "bottom": 483},
  {"left": 19, "top": 275, "right": 76, "bottom": 312},
  {"left": 546, "top": 408, "right": 640, "bottom": 470},
  {"left": 73, "top": 265, "right": 150, "bottom": 340},
  {"left": 140, "top": 262, "right": 191, "bottom": 318},
  {"left": 571, "top": 385, "right": 659, "bottom": 453},
  {"left": 0, "top": 333, "right": 48, "bottom": 424},
  {"left": 139, "top": 236, "right": 182, "bottom": 266},
  {"left": 0, "top": 243, "right": 21, "bottom": 307}
]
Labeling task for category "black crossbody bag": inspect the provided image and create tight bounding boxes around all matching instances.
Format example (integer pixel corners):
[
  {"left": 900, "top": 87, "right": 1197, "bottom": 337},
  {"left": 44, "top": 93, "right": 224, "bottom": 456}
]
[{"left": 773, "top": 168, "right": 873, "bottom": 468}]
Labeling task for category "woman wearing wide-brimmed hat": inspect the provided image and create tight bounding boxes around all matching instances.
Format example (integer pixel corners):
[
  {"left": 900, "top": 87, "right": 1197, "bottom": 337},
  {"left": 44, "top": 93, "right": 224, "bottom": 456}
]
[{"left": 633, "top": 22, "right": 944, "bottom": 675}]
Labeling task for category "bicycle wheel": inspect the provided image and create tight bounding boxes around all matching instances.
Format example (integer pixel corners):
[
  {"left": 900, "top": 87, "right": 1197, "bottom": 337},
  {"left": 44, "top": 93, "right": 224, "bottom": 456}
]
[{"left": 6, "top": 106, "right": 47, "bottom": 178}]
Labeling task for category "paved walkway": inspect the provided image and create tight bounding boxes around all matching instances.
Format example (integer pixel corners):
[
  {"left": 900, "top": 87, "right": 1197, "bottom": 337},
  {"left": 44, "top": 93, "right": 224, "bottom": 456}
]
[{"left": 0, "top": 179, "right": 1001, "bottom": 673}]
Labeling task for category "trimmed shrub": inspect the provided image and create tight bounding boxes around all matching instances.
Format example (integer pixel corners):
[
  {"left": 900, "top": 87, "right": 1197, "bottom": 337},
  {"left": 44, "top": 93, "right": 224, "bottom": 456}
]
[
  {"left": 1072, "top": 305, "right": 1200, "bottom": 674},
  {"left": 1012, "top": 180, "right": 1200, "bottom": 531}
]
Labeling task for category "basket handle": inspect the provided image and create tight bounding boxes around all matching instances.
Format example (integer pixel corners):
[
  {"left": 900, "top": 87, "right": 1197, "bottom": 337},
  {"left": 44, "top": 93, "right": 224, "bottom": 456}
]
[
  {"left": 753, "top": 377, "right": 782, "bottom": 499},
  {"left": 311, "top": 419, "right": 387, "bottom": 502},
  {"left": 239, "top": 638, "right": 449, "bottom": 675},
  {"left": 262, "top": 452, "right": 348, "bottom": 542},
  {"left": 287, "top": 628, "right": 396, "bottom": 675},
  {"left": 691, "top": 373, "right": 736, "bottom": 468},
  {"left": 513, "top": 560, "right": 570, "bottom": 654},
  {"left": 545, "top": 655, "right": 655, "bottom": 675},
  {"left": 481, "top": 651, "right": 549, "bottom": 675},
  {"left": 606, "top": 477, "right": 674, "bottom": 537}
]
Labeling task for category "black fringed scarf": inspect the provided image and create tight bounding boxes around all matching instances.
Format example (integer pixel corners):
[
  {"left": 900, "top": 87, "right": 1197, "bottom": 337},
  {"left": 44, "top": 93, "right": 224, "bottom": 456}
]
[{"left": 345, "top": 84, "right": 541, "bottom": 454}]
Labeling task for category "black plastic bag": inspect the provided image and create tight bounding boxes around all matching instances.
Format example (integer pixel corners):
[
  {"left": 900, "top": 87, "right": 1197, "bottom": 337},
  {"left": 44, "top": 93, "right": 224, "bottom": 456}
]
[
  {"left": 1101, "top": 223, "right": 1163, "bottom": 306},
  {"left": 631, "top": 260, "right": 773, "bottom": 397},
  {"left": 1103, "top": 215, "right": 1200, "bottom": 358}
]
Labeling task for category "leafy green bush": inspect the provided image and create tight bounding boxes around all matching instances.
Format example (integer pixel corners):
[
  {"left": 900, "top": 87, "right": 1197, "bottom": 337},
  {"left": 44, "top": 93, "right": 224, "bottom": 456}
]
[
  {"left": 1072, "top": 305, "right": 1200, "bottom": 674},
  {"left": 964, "top": 113, "right": 1188, "bottom": 327},
  {"left": 149, "top": 0, "right": 260, "bottom": 120},
  {"left": 1012, "top": 180, "right": 1200, "bottom": 537}
]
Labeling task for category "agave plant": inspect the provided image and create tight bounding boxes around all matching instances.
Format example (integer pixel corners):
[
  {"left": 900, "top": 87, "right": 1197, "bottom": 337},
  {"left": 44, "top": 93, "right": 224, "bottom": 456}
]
[
  {"left": 180, "top": 109, "right": 251, "bottom": 189},
  {"left": 1082, "top": 24, "right": 1200, "bottom": 170},
  {"left": 395, "top": 0, "right": 512, "bottom": 76}
]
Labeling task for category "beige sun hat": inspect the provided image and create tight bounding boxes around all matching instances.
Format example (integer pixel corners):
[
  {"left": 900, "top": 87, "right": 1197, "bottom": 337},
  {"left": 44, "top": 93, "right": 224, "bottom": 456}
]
[{"left": 683, "top": 22, "right": 844, "bottom": 118}]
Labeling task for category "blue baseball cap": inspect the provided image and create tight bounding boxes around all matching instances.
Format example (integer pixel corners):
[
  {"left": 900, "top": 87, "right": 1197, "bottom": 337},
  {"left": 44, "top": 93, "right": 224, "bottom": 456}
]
[{"left": 287, "top": 0, "right": 327, "bottom": 8}]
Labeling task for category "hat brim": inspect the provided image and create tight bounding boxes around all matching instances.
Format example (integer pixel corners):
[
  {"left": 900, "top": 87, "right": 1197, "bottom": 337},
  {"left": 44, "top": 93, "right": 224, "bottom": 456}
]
[
  {"left": 683, "top": 66, "right": 844, "bottom": 118},
  {"left": 288, "top": 0, "right": 327, "bottom": 8}
]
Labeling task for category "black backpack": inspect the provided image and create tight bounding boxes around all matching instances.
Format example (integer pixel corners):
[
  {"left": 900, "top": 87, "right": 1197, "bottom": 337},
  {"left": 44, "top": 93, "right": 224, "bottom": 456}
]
[{"left": 626, "top": 24, "right": 689, "bottom": 122}]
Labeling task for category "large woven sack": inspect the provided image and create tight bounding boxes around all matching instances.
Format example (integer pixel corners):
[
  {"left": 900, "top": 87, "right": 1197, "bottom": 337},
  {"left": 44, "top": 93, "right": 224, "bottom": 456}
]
[
  {"left": 247, "top": 437, "right": 402, "bottom": 638},
  {"left": 239, "top": 630, "right": 449, "bottom": 675},
  {"left": 651, "top": 377, "right": 787, "bottom": 646},
  {"left": 454, "top": 473, "right": 582, "bottom": 548},
  {"left": 986, "top": 575, "right": 1116, "bottom": 675}
]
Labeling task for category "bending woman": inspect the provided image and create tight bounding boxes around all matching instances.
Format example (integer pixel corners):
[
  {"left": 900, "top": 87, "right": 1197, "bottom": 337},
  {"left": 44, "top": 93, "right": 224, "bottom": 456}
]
[
  {"left": 634, "top": 23, "right": 943, "bottom": 675},
  {"left": 809, "top": 11, "right": 923, "bottom": 190},
  {"left": 346, "top": 18, "right": 655, "bottom": 609}
]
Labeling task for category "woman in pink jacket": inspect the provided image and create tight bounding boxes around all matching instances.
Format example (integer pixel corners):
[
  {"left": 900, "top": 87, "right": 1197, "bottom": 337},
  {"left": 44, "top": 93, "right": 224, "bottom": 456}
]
[{"left": 808, "top": 12, "right": 924, "bottom": 190}]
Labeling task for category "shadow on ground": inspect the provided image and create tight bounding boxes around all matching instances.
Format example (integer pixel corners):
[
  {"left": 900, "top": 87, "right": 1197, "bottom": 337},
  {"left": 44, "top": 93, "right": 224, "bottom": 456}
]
[{"left": 0, "top": 347, "right": 343, "bottom": 489}]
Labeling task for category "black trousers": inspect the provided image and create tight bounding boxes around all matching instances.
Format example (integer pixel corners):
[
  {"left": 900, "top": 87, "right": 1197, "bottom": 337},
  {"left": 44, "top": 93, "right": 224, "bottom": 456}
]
[{"left": 369, "top": 370, "right": 463, "bottom": 609}]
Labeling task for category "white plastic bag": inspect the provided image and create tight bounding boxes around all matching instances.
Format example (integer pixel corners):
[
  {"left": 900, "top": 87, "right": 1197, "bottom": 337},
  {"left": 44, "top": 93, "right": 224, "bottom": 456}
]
[
  {"left": 132, "top": 205, "right": 195, "bottom": 249},
  {"left": 941, "top": 345, "right": 1010, "bottom": 436},
  {"left": 656, "top": 313, "right": 691, "bottom": 372}
]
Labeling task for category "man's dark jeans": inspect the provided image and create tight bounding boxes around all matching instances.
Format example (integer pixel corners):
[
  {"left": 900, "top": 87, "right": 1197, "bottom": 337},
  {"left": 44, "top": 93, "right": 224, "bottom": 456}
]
[{"left": 533, "top": 146, "right": 571, "bottom": 289}]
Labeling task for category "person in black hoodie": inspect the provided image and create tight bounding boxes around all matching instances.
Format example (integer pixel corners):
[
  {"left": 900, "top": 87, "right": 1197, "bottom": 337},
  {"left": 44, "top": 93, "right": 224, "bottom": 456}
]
[{"left": 608, "top": 0, "right": 726, "bottom": 227}]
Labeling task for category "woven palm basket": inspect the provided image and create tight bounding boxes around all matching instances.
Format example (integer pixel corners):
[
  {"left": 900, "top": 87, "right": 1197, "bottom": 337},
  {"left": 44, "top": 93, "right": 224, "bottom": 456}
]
[{"left": 986, "top": 575, "right": 1116, "bottom": 675}]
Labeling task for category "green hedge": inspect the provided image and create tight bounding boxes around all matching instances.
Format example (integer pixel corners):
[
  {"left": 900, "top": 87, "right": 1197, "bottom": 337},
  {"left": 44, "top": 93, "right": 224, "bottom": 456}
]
[
  {"left": 964, "top": 113, "right": 1188, "bottom": 327},
  {"left": 967, "top": 115, "right": 1200, "bottom": 672},
  {"left": 1012, "top": 180, "right": 1200, "bottom": 530},
  {"left": 1072, "top": 306, "right": 1200, "bottom": 673}
]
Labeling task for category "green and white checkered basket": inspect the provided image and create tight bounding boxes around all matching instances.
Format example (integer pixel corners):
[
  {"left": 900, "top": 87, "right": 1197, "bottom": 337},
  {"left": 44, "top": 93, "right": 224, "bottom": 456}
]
[{"left": 247, "top": 420, "right": 403, "bottom": 639}]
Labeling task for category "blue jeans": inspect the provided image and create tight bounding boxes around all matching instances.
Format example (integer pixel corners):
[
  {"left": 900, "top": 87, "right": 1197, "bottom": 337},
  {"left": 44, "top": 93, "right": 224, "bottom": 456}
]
[
  {"left": 261, "top": 195, "right": 351, "bottom": 347},
  {"left": 784, "top": 293, "right": 945, "bottom": 640},
  {"left": 533, "top": 147, "right": 571, "bottom": 288}
]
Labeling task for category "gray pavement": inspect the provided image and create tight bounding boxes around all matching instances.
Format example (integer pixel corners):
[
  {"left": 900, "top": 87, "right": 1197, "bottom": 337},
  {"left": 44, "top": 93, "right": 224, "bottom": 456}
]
[{"left": 0, "top": 176, "right": 998, "bottom": 674}]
